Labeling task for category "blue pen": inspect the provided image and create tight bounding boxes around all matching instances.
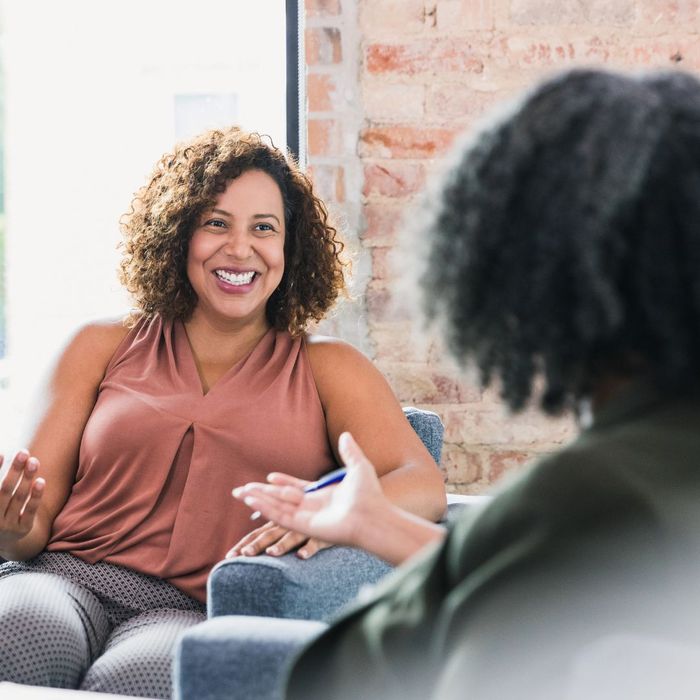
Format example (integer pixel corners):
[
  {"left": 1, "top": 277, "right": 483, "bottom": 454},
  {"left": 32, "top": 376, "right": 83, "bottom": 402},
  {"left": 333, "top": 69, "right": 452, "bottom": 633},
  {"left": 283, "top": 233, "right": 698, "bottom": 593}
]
[
  {"left": 303, "top": 466, "right": 347, "bottom": 493},
  {"left": 249, "top": 467, "right": 347, "bottom": 520}
]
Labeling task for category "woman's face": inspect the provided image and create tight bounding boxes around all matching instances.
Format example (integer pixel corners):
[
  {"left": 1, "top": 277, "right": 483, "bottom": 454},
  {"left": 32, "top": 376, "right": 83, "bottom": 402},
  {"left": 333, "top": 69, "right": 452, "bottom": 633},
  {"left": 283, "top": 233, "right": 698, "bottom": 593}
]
[{"left": 187, "top": 169, "right": 286, "bottom": 329}]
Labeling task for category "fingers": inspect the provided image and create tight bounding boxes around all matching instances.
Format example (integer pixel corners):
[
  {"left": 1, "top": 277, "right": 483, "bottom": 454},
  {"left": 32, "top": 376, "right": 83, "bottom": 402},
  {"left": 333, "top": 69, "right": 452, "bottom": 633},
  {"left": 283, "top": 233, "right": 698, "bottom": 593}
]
[
  {"left": 233, "top": 484, "right": 306, "bottom": 528},
  {"left": 240, "top": 490, "right": 312, "bottom": 533},
  {"left": 265, "top": 530, "right": 308, "bottom": 556},
  {"left": 233, "top": 483, "right": 304, "bottom": 506},
  {"left": 338, "top": 432, "right": 373, "bottom": 472},
  {"left": 226, "top": 522, "right": 298, "bottom": 558},
  {"left": 1, "top": 451, "right": 37, "bottom": 516},
  {"left": 297, "top": 538, "right": 331, "bottom": 560},
  {"left": 17, "top": 478, "right": 45, "bottom": 532},
  {"left": 266, "top": 472, "right": 310, "bottom": 488},
  {"left": 338, "top": 433, "right": 383, "bottom": 498},
  {"left": 227, "top": 521, "right": 277, "bottom": 557},
  {"left": 0, "top": 451, "right": 44, "bottom": 537},
  {"left": 225, "top": 524, "right": 312, "bottom": 559},
  {"left": 4, "top": 456, "right": 41, "bottom": 521},
  {"left": 0, "top": 450, "right": 30, "bottom": 501}
]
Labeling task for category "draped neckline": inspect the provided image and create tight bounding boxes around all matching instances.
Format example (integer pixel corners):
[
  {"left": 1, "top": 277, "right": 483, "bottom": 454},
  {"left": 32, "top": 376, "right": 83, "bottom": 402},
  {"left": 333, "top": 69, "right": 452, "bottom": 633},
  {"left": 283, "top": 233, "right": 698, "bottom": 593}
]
[{"left": 174, "top": 318, "right": 276, "bottom": 398}]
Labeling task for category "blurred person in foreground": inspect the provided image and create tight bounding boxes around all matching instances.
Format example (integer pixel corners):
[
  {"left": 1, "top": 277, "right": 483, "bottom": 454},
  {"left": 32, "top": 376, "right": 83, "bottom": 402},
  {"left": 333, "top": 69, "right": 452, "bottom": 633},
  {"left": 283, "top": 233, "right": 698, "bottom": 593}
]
[{"left": 235, "top": 68, "right": 700, "bottom": 699}]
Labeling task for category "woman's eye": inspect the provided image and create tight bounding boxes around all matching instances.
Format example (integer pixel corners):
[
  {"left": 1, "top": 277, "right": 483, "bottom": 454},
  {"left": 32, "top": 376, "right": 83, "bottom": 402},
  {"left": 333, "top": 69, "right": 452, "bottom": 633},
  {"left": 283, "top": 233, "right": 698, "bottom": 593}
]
[
  {"left": 254, "top": 223, "right": 275, "bottom": 234},
  {"left": 203, "top": 218, "right": 227, "bottom": 229}
]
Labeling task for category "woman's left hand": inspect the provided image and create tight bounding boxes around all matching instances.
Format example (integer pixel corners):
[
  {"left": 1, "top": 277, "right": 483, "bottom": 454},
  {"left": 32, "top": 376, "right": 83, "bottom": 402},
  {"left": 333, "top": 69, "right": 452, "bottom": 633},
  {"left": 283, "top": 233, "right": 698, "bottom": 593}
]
[{"left": 226, "top": 520, "right": 331, "bottom": 560}]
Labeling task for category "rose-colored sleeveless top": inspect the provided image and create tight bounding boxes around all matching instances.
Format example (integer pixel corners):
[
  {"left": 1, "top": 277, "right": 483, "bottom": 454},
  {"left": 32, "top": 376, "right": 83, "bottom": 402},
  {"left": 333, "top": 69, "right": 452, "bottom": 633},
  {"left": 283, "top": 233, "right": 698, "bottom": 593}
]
[{"left": 48, "top": 315, "right": 336, "bottom": 602}]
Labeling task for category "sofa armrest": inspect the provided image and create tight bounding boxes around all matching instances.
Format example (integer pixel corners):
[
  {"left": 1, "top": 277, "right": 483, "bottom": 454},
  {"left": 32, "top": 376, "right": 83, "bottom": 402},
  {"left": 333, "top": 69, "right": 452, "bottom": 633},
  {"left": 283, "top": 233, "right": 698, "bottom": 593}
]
[
  {"left": 403, "top": 406, "right": 443, "bottom": 464},
  {"left": 208, "top": 545, "right": 392, "bottom": 621},
  {"left": 174, "top": 616, "right": 325, "bottom": 700},
  {"left": 208, "top": 497, "right": 486, "bottom": 622}
]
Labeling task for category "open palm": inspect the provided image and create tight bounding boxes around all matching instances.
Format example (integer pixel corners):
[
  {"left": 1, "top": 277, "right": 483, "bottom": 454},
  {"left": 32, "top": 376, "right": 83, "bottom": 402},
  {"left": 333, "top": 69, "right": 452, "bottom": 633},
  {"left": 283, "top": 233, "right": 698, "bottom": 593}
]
[{"left": 233, "top": 432, "right": 388, "bottom": 548}]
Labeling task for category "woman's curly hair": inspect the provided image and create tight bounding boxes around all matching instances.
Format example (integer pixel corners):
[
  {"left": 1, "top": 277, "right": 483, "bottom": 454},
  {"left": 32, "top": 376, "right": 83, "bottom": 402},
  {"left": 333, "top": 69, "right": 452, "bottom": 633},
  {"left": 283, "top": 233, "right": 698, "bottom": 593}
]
[
  {"left": 119, "top": 127, "right": 347, "bottom": 335},
  {"left": 421, "top": 68, "right": 700, "bottom": 414}
]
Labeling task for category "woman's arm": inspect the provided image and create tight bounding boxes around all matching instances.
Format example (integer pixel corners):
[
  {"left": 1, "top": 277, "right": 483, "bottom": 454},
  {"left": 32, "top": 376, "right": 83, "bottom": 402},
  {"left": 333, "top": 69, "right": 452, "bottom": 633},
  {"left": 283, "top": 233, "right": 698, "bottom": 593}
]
[
  {"left": 228, "top": 336, "right": 447, "bottom": 560},
  {"left": 0, "top": 320, "right": 129, "bottom": 560},
  {"left": 234, "top": 432, "right": 446, "bottom": 566},
  {"left": 306, "top": 336, "right": 447, "bottom": 521}
]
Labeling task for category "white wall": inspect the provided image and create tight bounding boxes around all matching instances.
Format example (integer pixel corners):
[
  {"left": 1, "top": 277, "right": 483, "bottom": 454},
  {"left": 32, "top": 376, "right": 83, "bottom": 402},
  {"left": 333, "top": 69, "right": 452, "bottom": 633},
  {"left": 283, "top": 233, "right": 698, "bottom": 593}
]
[{"left": 0, "top": 0, "right": 287, "bottom": 455}]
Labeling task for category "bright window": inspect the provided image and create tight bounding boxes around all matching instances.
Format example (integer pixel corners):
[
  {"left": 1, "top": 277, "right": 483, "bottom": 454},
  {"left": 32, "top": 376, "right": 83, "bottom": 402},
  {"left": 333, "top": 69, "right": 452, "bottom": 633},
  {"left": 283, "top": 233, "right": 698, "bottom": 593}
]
[{"left": 0, "top": 0, "right": 304, "bottom": 453}]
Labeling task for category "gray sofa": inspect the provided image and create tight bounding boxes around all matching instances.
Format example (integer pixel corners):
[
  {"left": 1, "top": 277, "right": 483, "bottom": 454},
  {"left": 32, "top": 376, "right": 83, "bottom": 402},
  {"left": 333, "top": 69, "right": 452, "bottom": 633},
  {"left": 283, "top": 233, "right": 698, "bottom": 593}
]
[{"left": 174, "top": 408, "right": 485, "bottom": 700}]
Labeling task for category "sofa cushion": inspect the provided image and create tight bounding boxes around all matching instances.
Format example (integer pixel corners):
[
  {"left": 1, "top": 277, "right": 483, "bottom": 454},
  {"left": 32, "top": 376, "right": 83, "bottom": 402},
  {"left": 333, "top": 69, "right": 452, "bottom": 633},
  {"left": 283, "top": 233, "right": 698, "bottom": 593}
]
[{"left": 208, "top": 545, "right": 392, "bottom": 622}]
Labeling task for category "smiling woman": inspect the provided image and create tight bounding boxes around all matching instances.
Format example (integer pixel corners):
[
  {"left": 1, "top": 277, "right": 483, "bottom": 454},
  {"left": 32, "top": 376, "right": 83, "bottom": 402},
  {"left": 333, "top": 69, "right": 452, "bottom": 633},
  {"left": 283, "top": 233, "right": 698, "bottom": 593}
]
[
  {"left": 119, "top": 129, "right": 343, "bottom": 337},
  {"left": 0, "top": 125, "right": 447, "bottom": 697}
]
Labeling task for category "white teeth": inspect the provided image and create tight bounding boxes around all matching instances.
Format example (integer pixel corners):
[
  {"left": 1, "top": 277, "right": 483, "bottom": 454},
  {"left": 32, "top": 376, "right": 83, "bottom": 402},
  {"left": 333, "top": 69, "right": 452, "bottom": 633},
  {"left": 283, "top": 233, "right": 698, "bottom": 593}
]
[{"left": 215, "top": 269, "right": 256, "bottom": 286}]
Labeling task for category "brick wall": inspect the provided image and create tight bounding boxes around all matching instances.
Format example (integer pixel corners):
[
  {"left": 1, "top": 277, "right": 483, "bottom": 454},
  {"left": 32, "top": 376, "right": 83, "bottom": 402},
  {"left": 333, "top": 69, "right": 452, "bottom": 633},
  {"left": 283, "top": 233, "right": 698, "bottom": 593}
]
[{"left": 306, "top": 0, "right": 700, "bottom": 493}]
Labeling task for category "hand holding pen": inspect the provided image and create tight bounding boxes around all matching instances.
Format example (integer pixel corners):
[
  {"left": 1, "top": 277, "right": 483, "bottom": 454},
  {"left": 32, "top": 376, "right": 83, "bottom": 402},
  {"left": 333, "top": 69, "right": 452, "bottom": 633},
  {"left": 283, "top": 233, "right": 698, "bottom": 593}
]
[
  {"left": 232, "top": 432, "right": 390, "bottom": 551},
  {"left": 248, "top": 466, "right": 347, "bottom": 521}
]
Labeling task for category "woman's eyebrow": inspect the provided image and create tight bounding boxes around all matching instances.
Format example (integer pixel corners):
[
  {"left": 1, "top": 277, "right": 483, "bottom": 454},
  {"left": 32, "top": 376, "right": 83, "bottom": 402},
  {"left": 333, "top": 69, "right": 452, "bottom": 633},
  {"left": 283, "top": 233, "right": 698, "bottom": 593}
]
[
  {"left": 209, "top": 209, "right": 280, "bottom": 226},
  {"left": 253, "top": 213, "right": 282, "bottom": 225}
]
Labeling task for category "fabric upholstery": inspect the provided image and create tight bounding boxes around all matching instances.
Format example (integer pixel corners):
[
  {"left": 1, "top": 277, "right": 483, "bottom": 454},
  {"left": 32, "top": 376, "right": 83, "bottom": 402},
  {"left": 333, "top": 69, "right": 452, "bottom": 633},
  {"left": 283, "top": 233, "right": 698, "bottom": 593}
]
[{"left": 175, "top": 617, "right": 324, "bottom": 700}]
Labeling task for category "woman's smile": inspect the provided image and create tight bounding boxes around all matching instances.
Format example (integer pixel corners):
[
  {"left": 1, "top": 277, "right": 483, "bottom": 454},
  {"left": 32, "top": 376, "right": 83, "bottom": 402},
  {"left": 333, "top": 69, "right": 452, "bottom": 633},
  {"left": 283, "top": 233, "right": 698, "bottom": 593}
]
[{"left": 213, "top": 268, "right": 259, "bottom": 292}]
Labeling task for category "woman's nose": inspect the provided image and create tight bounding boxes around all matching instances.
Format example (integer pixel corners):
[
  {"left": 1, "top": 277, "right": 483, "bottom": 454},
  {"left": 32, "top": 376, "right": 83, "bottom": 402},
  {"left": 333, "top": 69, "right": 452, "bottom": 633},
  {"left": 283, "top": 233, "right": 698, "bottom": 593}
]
[{"left": 222, "top": 229, "right": 252, "bottom": 259}]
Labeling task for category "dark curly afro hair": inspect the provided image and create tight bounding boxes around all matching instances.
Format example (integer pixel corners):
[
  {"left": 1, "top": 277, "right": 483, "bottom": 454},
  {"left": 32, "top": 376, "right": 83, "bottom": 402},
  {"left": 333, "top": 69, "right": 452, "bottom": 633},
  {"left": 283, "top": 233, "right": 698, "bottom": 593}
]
[
  {"left": 119, "top": 127, "right": 347, "bottom": 336},
  {"left": 421, "top": 68, "right": 700, "bottom": 414}
]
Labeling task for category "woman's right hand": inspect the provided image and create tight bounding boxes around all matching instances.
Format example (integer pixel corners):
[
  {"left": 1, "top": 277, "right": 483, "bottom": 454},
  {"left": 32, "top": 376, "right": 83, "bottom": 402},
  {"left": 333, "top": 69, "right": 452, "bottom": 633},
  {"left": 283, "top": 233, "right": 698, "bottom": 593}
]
[{"left": 0, "top": 450, "right": 45, "bottom": 547}]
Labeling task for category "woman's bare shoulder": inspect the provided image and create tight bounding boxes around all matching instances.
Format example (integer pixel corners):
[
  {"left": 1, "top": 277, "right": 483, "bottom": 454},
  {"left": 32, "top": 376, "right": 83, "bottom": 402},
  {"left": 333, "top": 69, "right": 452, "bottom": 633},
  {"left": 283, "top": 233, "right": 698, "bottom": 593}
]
[
  {"left": 304, "top": 333, "right": 390, "bottom": 399},
  {"left": 71, "top": 316, "right": 132, "bottom": 353},
  {"left": 54, "top": 316, "right": 133, "bottom": 384},
  {"left": 304, "top": 333, "right": 368, "bottom": 364}
]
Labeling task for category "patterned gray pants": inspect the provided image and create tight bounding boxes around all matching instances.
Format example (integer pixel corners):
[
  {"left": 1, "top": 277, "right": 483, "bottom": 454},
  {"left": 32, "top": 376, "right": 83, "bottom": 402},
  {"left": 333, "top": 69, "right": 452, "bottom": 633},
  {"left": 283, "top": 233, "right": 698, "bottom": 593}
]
[{"left": 0, "top": 552, "right": 206, "bottom": 698}]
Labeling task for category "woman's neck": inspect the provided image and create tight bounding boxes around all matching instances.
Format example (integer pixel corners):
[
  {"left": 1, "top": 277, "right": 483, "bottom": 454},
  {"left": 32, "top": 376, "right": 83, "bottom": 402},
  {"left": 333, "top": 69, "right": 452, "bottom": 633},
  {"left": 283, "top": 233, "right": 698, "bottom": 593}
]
[{"left": 183, "top": 309, "right": 271, "bottom": 368}]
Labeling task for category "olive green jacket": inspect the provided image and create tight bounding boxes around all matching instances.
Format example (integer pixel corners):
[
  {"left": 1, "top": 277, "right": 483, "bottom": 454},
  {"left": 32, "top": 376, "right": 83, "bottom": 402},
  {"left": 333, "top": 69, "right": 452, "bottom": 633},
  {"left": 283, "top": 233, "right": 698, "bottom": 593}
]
[{"left": 288, "top": 385, "right": 700, "bottom": 699}]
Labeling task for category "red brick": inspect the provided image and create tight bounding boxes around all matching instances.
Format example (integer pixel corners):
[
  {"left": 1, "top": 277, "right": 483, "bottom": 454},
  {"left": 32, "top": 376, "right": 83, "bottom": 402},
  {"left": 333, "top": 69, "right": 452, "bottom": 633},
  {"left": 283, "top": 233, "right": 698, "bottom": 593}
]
[
  {"left": 627, "top": 38, "right": 700, "bottom": 68},
  {"left": 369, "top": 322, "right": 434, "bottom": 362},
  {"left": 363, "top": 162, "right": 426, "bottom": 198},
  {"left": 306, "top": 27, "right": 342, "bottom": 65},
  {"left": 366, "top": 285, "right": 411, "bottom": 322},
  {"left": 443, "top": 404, "right": 575, "bottom": 447},
  {"left": 363, "top": 81, "right": 425, "bottom": 122},
  {"left": 636, "top": 0, "right": 700, "bottom": 26},
  {"left": 366, "top": 39, "right": 484, "bottom": 76},
  {"left": 433, "top": 373, "right": 482, "bottom": 403},
  {"left": 510, "top": 0, "right": 634, "bottom": 25},
  {"left": 334, "top": 166, "right": 346, "bottom": 202},
  {"left": 308, "top": 119, "right": 341, "bottom": 157},
  {"left": 359, "top": 0, "right": 427, "bottom": 36},
  {"left": 307, "top": 73, "right": 339, "bottom": 112},
  {"left": 308, "top": 165, "right": 345, "bottom": 203},
  {"left": 306, "top": 0, "right": 341, "bottom": 17},
  {"left": 485, "top": 450, "right": 533, "bottom": 483},
  {"left": 519, "top": 41, "right": 559, "bottom": 64},
  {"left": 370, "top": 247, "right": 395, "bottom": 279},
  {"left": 505, "top": 37, "right": 578, "bottom": 66},
  {"left": 359, "top": 125, "right": 459, "bottom": 159},
  {"left": 377, "top": 361, "right": 482, "bottom": 404},
  {"left": 426, "top": 85, "right": 506, "bottom": 122},
  {"left": 441, "top": 444, "right": 482, "bottom": 485},
  {"left": 361, "top": 202, "right": 405, "bottom": 247},
  {"left": 583, "top": 36, "right": 612, "bottom": 63},
  {"left": 437, "top": 0, "right": 495, "bottom": 31}
]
